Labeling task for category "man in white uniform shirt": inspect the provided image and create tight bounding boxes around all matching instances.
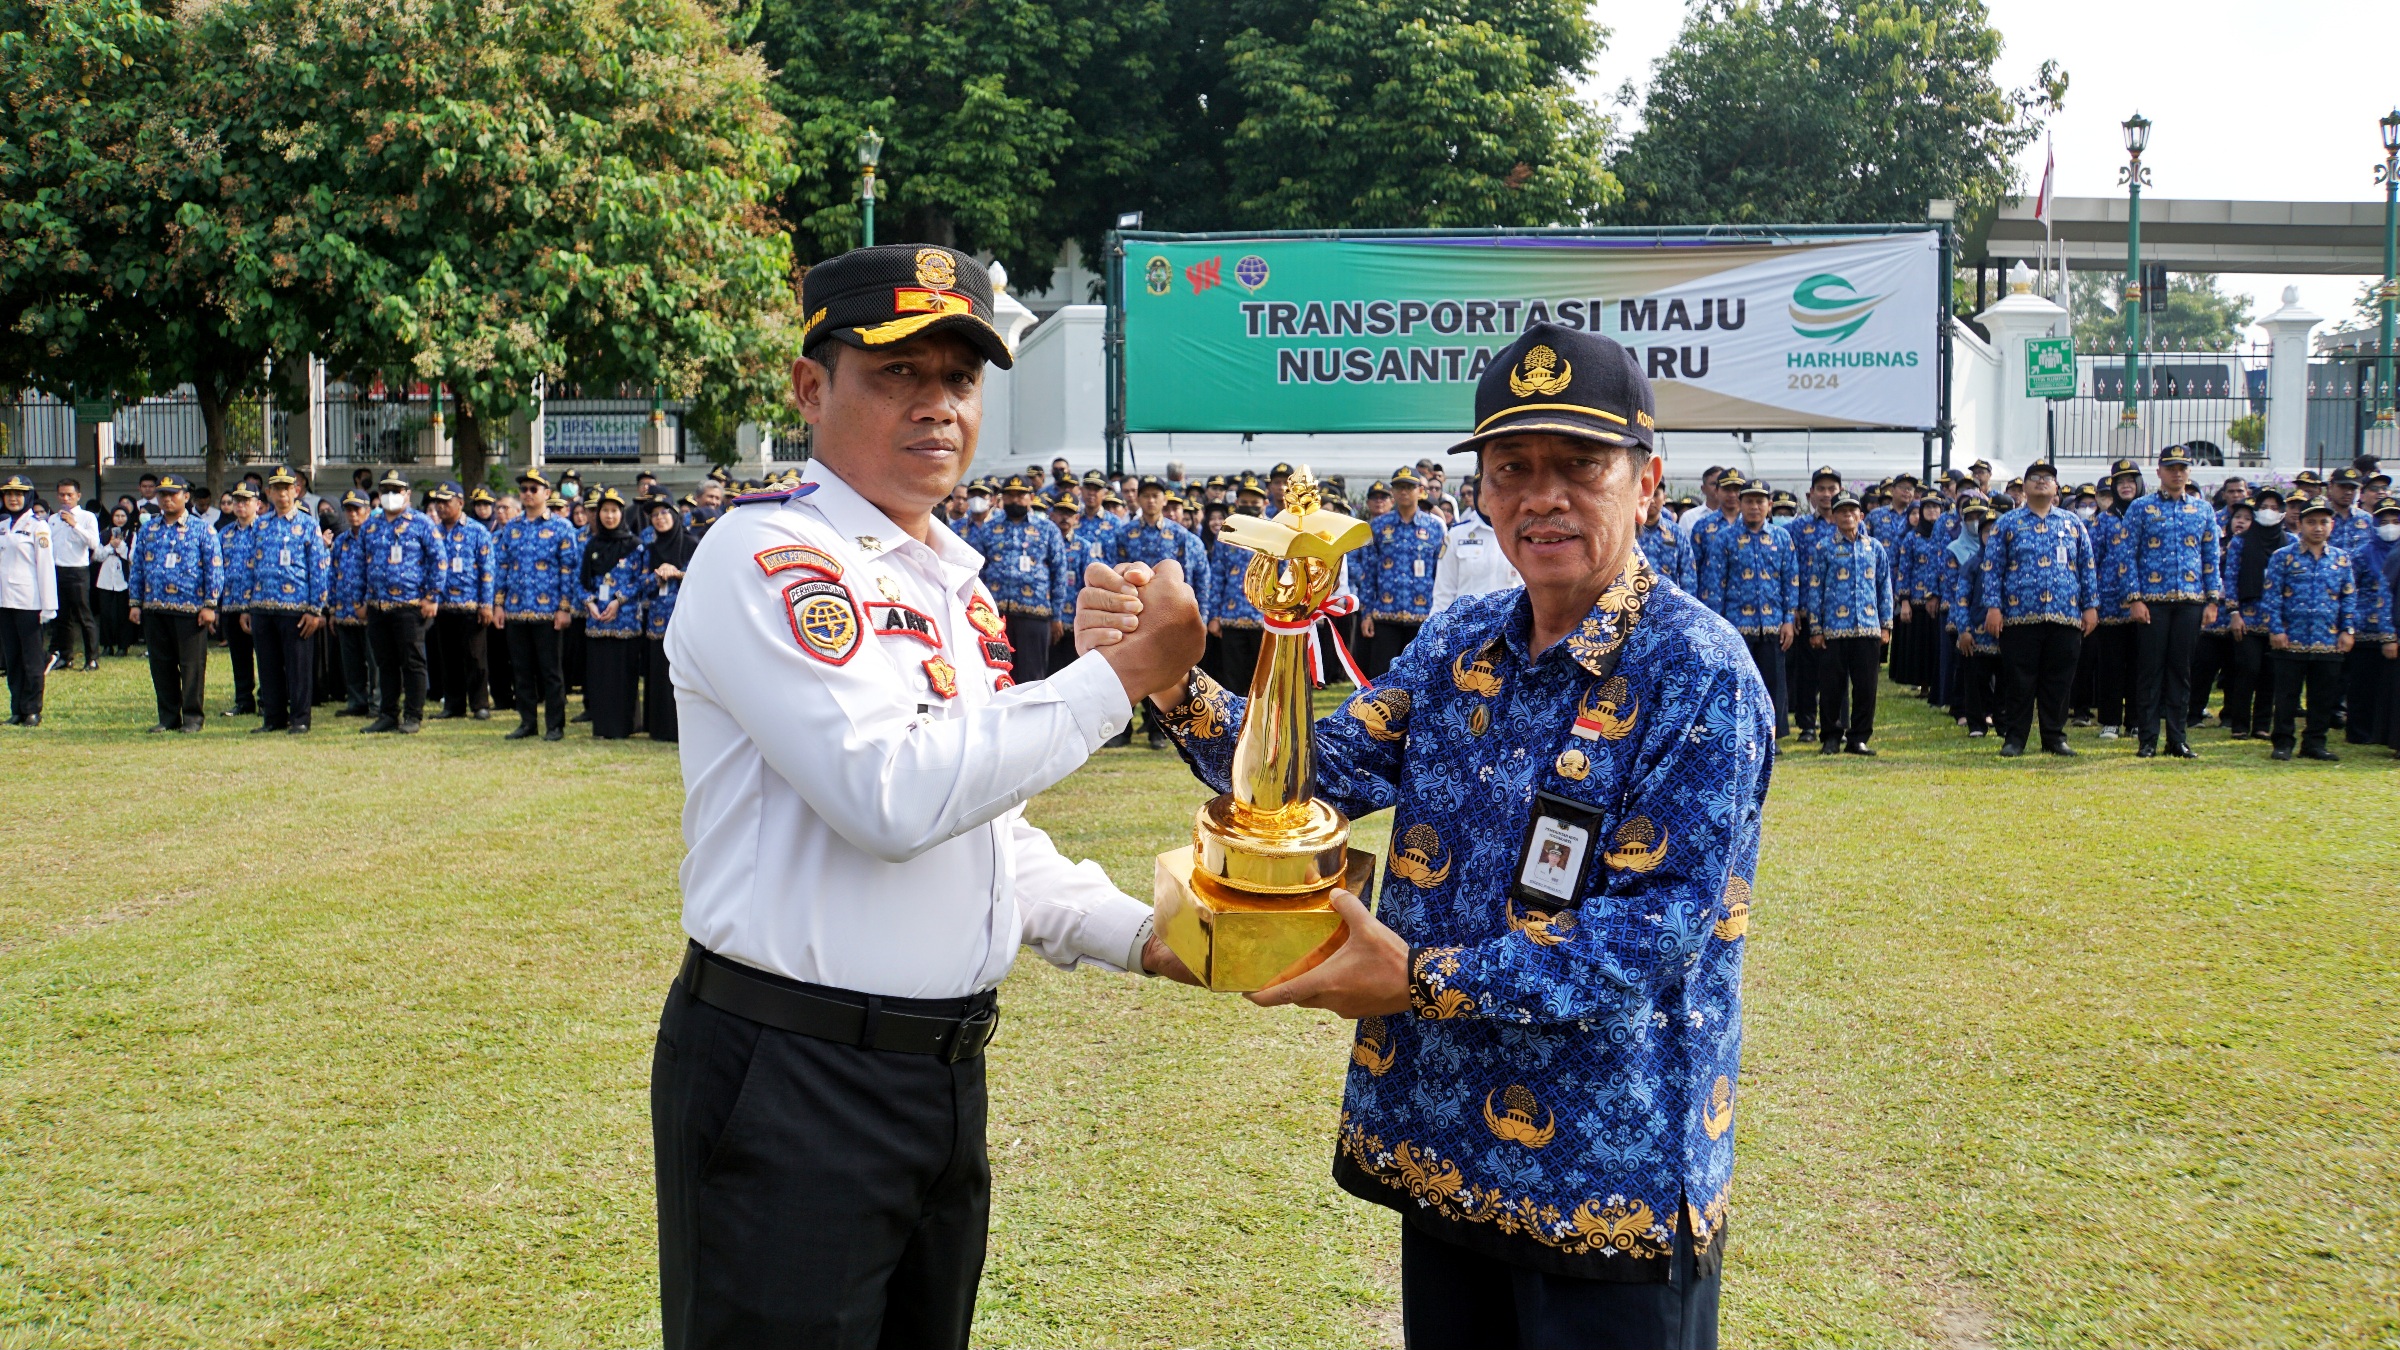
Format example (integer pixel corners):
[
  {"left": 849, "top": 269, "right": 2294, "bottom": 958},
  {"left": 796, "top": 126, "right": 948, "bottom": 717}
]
[
  {"left": 1427, "top": 493, "right": 1521, "bottom": 615},
  {"left": 46, "top": 477, "right": 102, "bottom": 671},
  {"left": 653, "top": 244, "right": 1203, "bottom": 1350}
]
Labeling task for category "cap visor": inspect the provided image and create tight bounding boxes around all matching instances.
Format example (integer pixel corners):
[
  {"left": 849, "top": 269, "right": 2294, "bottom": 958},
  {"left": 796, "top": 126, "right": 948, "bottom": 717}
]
[
  {"left": 1447, "top": 416, "right": 1644, "bottom": 457},
  {"left": 823, "top": 312, "right": 1014, "bottom": 370}
]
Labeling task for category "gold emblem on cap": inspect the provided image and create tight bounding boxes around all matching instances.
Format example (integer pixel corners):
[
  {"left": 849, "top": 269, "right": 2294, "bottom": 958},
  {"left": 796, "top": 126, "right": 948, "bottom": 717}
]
[
  {"left": 914, "top": 247, "right": 957, "bottom": 290},
  {"left": 1508, "top": 344, "right": 1574, "bottom": 398}
]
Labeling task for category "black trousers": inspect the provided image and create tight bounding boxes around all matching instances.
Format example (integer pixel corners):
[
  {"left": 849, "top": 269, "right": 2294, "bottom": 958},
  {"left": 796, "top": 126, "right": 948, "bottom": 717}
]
[
  {"left": 2189, "top": 632, "right": 2234, "bottom": 722},
  {"left": 652, "top": 966, "right": 989, "bottom": 1350},
  {"left": 1218, "top": 624, "right": 1265, "bottom": 692},
  {"left": 2068, "top": 620, "right": 2098, "bottom": 717},
  {"left": 1960, "top": 647, "right": 2001, "bottom": 730},
  {"left": 646, "top": 638, "right": 679, "bottom": 742},
  {"left": 1816, "top": 636, "right": 1880, "bottom": 745},
  {"left": 2092, "top": 622, "right": 2135, "bottom": 728},
  {"left": 251, "top": 611, "right": 315, "bottom": 729},
  {"left": 1002, "top": 612, "right": 1051, "bottom": 683},
  {"left": 2225, "top": 632, "right": 2273, "bottom": 734},
  {"left": 1740, "top": 633, "right": 1788, "bottom": 735},
  {"left": 142, "top": 609, "right": 208, "bottom": 729},
  {"left": 50, "top": 567, "right": 97, "bottom": 663},
  {"left": 434, "top": 610, "right": 491, "bottom": 714},
  {"left": 0, "top": 607, "right": 45, "bottom": 719},
  {"left": 507, "top": 621, "right": 567, "bottom": 732},
  {"left": 2132, "top": 601, "right": 2204, "bottom": 748},
  {"left": 335, "top": 623, "right": 376, "bottom": 712},
  {"left": 1364, "top": 619, "right": 1421, "bottom": 680},
  {"left": 1398, "top": 1217, "right": 1718, "bottom": 1350},
  {"left": 2344, "top": 646, "right": 2384, "bottom": 743},
  {"left": 2271, "top": 652, "right": 2342, "bottom": 753},
  {"left": 487, "top": 614, "right": 515, "bottom": 710},
  {"left": 225, "top": 610, "right": 256, "bottom": 712},
  {"left": 365, "top": 605, "right": 429, "bottom": 721},
  {"left": 1788, "top": 615, "right": 1818, "bottom": 729},
  {"left": 587, "top": 635, "right": 640, "bottom": 738},
  {"left": 1998, "top": 623, "right": 2081, "bottom": 747}
]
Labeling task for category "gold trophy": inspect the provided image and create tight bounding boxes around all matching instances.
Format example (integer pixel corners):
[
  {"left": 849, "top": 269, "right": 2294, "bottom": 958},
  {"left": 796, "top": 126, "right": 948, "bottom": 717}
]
[{"left": 1153, "top": 468, "right": 1378, "bottom": 991}]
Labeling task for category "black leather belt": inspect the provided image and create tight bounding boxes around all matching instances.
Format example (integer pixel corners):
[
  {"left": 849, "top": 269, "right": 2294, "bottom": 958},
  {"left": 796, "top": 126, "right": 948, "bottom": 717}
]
[{"left": 678, "top": 941, "right": 1001, "bottom": 1062}]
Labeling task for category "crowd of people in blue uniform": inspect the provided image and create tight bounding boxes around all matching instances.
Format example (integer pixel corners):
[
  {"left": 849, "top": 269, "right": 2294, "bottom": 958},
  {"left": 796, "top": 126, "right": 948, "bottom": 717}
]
[{"left": 7, "top": 446, "right": 2392, "bottom": 766}]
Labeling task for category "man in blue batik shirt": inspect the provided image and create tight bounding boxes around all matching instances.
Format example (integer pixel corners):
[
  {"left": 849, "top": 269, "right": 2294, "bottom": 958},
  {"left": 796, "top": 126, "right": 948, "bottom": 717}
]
[
  {"left": 245, "top": 467, "right": 331, "bottom": 734},
  {"left": 1357, "top": 467, "right": 1445, "bottom": 679},
  {"left": 126, "top": 473, "right": 223, "bottom": 733},
  {"left": 1079, "top": 321, "right": 1772, "bottom": 1349},
  {"left": 1700, "top": 480, "right": 1798, "bottom": 738},
  {"left": 2119, "top": 445, "right": 2221, "bottom": 759},
  {"left": 2260, "top": 497, "right": 2356, "bottom": 761},
  {"left": 1111, "top": 476, "right": 1211, "bottom": 747},
  {"left": 358, "top": 468, "right": 444, "bottom": 734},
  {"left": 967, "top": 474, "right": 1074, "bottom": 681},
  {"left": 1979, "top": 461, "right": 2098, "bottom": 757}
]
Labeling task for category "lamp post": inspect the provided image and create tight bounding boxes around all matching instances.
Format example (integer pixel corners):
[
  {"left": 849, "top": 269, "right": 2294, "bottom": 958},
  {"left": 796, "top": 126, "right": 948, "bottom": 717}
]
[
  {"left": 856, "top": 126, "right": 884, "bottom": 248},
  {"left": 2118, "top": 113, "right": 2152, "bottom": 428},
  {"left": 2375, "top": 108, "right": 2399, "bottom": 427}
]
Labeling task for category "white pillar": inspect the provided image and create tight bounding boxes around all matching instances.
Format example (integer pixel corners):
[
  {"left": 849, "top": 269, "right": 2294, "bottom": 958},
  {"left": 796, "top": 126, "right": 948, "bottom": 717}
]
[
  {"left": 301, "top": 355, "right": 327, "bottom": 475},
  {"left": 528, "top": 376, "right": 547, "bottom": 471},
  {"left": 1974, "top": 263, "right": 2069, "bottom": 472},
  {"left": 2258, "top": 286, "right": 2320, "bottom": 475}
]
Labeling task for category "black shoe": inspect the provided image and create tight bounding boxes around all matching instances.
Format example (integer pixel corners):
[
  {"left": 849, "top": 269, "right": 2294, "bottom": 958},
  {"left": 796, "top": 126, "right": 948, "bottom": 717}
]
[
  {"left": 2043, "top": 740, "right": 2076, "bottom": 756},
  {"left": 2270, "top": 746, "right": 2293, "bottom": 761},
  {"left": 1103, "top": 727, "right": 1132, "bottom": 748},
  {"left": 147, "top": 723, "right": 173, "bottom": 734},
  {"left": 1999, "top": 740, "right": 2026, "bottom": 757},
  {"left": 505, "top": 723, "right": 538, "bottom": 740},
  {"left": 288, "top": 724, "right": 310, "bottom": 735},
  {"left": 1147, "top": 734, "right": 1167, "bottom": 751},
  {"left": 2299, "top": 747, "right": 2339, "bottom": 762},
  {"left": 1818, "top": 739, "right": 1841, "bottom": 755},
  {"left": 362, "top": 717, "right": 399, "bottom": 734},
  {"left": 398, "top": 719, "right": 422, "bottom": 734},
  {"left": 250, "top": 723, "right": 284, "bottom": 734},
  {"left": 2135, "top": 744, "right": 2157, "bottom": 759},
  {"left": 2226, "top": 728, "right": 2250, "bottom": 740},
  {"left": 20, "top": 713, "right": 38, "bottom": 727},
  {"left": 433, "top": 709, "right": 466, "bottom": 720},
  {"left": 543, "top": 726, "right": 564, "bottom": 742},
  {"left": 571, "top": 710, "right": 593, "bottom": 724},
  {"left": 336, "top": 705, "right": 368, "bottom": 718},
  {"left": 177, "top": 720, "right": 202, "bottom": 733},
  {"left": 471, "top": 708, "right": 491, "bottom": 721},
  {"left": 2169, "top": 744, "right": 2200, "bottom": 760},
  {"left": 1844, "top": 743, "right": 1876, "bottom": 756},
  {"left": 1968, "top": 728, "right": 1989, "bottom": 738}
]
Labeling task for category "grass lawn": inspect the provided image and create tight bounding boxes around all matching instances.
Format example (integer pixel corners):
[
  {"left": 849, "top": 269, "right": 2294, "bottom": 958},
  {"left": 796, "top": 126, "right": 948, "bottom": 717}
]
[{"left": 1, "top": 651, "right": 2395, "bottom": 1348}]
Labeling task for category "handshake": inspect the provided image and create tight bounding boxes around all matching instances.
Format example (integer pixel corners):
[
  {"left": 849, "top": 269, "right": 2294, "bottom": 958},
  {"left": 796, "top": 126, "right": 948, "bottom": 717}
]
[{"left": 1078, "top": 561, "right": 1208, "bottom": 708}]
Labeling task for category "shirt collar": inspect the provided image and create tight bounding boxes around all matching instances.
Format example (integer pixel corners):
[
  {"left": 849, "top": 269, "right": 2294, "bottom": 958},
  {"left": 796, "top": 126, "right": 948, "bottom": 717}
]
[
  {"left": 802, "top": 461, "right": 985, "bottom": 583},
  {"left": 1498, "top": 553, "right": 1656, "bottom": 677}
]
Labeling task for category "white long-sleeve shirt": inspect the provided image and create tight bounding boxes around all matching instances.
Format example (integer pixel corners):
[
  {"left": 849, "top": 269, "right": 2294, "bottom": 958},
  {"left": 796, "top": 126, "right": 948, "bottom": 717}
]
[
  {"left": 1428, "top": 512, "right": 1521, "bottom": 616},
  {"left": 49, "top": 505, "right": 99, "bottom": 568},
  {"left": 0, "top": 512, "right": 59, "bottom": 618},
  {"left": 664, "top": 462, "right": 1149, "bottom": 999}
]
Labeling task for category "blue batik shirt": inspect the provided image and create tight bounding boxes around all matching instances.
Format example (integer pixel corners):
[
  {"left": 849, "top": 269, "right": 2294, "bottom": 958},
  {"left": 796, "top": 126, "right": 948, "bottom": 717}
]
[
  {"left": 583, "top": 545, "right": 648, "bottom": 638},
  {"left": 2121, "top": 492, "right": 2223, "bottom": 605},
  {"left": 1896, "top": 531, "right": 1946, "bottom": 604},
  {"left": 2088, "top": 509, "right": 2134, "bottom": 622},
  {"left": 1865, "top": 503, "right": 1910, "bottom": 554},
  {"left": 1359, "top": 509, "right": 1444, "bottom": 623},
  {"left": 1804, "top": 533, "right": 1893, "bottom": 640},
  {"left": 1157, "top": 558, "right": 1773, "bottom": 1279},
  {"left": 968, "top": 512, "right": 1074, "bottom": 619},
  {"left": 435, "top": 516, "right": 496, "bottom": 611},
  {"left": 246, "top": 508, "right": 331, "bottom": 613},
  {"left": 2354, "top": 535, "right": 2396, "bottom": 643},
  {"left": 358, "top": 509, "right": 445, "bottom": 607},
  {"left": 2331, "top": 506, "right": 2373, "bottom": 556},
  {"left": 1057, "top": 522, "right": 1110, "bottom": 626},
  {"left": 128, "top": 515, "right": 223, "bottom": 614},
  {"left": 216, "top": 519, "right": 263, "bottom": 613},
  {"left": 329, "top": 526, "right": 369, "bottom": 621},
  {"left": 493, "top": 514, "right": 583, "bottom": 621},
  {"left": 2260, "top": 543, "right": 2356, "bottom": 653},
  {"left": 1785, "top": 513, "right": 1836, "bottom": 593},
  {"left": 1209, "top": 538, "right": 1266, "bottom": 627},
  {"left": 1111, "top": 517, "right": 1212, "bottom": 600},
  {"left": 1700, "top": 521, "right": 1798, "bottom": 635},
  {"left": 1686, "top": 511, "right": 1738, "bottom": 590},
  {"left": 1979, "top": 507, "right": 2096, "bottom": 626},
  {"left": 1636, "top": 522, "right": 1696, "bottom": 594},
  {"left": 1944, "top": 536, "right": 2001, "bottom": 654}
]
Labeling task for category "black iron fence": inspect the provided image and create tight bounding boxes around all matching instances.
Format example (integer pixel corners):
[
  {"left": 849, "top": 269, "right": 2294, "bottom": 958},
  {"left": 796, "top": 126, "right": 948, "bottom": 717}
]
[{"left": 2041, "top": 338, "right": 2269, "bottom": 467}]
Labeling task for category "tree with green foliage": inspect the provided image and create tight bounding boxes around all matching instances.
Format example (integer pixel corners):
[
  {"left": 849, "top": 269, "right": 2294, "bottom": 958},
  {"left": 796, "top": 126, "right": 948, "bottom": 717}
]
[
  {"left": 1610, "top": 0, "right": 2057, "bottom": 226},
  {"left": 2069, "top": 273, "right": 2253, "bottom": 351},
  {"left": 171, "top": 0, "right": 802, "bottom": 484}
]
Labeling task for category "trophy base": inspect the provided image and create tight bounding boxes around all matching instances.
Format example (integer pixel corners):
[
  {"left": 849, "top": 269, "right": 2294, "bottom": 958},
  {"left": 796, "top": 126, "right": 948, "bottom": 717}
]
[{"left": 1153, "top": 846, "right": 1378, "bottom": 993}]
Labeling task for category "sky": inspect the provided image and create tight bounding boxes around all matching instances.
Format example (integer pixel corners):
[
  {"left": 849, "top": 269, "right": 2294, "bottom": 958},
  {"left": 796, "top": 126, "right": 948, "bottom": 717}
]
[{"left": 1582, "top": 0, "right": 2400, "bottom": 339}]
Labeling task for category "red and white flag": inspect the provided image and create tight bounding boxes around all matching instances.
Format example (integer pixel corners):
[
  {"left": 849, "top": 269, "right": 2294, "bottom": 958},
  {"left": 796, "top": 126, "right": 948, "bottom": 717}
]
[{"left": 2033, "top": 136, "right": 2055, "bottom": 225}]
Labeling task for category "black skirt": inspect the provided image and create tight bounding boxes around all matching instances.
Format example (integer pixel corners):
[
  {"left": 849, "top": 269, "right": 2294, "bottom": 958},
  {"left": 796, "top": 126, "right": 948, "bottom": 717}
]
[
  {"left": 586, "top": 635, "right": 640, "bottom": 739},
  {"left": 646, "top": 637, "right": 678, "bottom": 742}
]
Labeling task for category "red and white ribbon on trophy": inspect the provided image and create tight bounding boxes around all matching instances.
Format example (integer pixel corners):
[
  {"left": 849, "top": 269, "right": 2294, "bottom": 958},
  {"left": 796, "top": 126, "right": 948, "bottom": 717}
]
[{"left": 1259, "top": 594, "right": 1371, "bottom": 690}]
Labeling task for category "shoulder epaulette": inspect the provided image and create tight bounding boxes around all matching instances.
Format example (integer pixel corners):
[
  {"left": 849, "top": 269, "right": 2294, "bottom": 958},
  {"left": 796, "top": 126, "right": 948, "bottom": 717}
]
[{"left": 733, "top": 482, "right": 819, "bottom": 507}]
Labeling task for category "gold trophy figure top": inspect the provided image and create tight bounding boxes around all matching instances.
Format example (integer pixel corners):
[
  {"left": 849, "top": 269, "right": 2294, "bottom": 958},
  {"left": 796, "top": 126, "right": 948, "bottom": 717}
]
[{"left": 1154, "top": 468, "right": 1379, "bottom": 991}]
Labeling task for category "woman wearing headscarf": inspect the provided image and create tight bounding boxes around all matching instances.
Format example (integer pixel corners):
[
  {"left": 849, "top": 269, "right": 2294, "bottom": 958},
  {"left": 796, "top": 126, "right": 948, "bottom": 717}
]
[
  {"left": 2220, "top": 486, "right": 2287, "bottom": 739},
  {"left": 639, "top": 496, "right": 695, "bottom": 743},
  {"left": 95, "top": 505, "right": 135, "bottom": 655},
  {"left": 2088, "top": 461, "right": 2144, "bottom": 739},
  {"left": 2188, "top": 501, "right": 2248, "bottom": 728},
  {"left": 1890, "top": 496, "right": 1946, "bottom": 694},
  {"left": 2356, "top": 497, "right": 2400, "bottom": 750},
  {"left": 578, "top": 488, "right": 647, "bottom": 739}
]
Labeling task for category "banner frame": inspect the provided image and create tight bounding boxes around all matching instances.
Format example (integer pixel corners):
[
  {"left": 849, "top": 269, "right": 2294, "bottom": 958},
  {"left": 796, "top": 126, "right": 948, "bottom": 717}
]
[{"left": 1103, "top": 223, "right": 1955, "bottom": 478}]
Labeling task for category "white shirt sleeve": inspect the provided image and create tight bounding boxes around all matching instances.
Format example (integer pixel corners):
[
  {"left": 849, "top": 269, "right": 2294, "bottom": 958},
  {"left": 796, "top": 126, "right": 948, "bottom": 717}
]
[
  {"left": 1429, "top": 523, "right": 1464, "bottom": 616},
  {"left": 672, "top": 552, "right": 1133, "bottom": 866},
  {"left": 1009, "top": 814, "right": 1153, "bottom": 972}
]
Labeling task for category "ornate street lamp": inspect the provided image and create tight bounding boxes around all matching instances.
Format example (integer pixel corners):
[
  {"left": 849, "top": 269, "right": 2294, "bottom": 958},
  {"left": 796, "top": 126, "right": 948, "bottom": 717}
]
[
  {"left": 2375, "top": 109, "right": 2399, "bottom": 426},
  {"left": 2118, "top": 113, "right": 2153, "bottom": 428},
  {"left": 856, "top": 127, "right": 885, "bottom": 248}
]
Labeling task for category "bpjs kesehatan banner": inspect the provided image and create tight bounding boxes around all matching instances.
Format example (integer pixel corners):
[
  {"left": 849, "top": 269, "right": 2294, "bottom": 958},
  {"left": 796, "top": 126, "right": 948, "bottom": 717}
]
[{"left": 1119, "top": 231, "right": 1941, "bottom": 433}]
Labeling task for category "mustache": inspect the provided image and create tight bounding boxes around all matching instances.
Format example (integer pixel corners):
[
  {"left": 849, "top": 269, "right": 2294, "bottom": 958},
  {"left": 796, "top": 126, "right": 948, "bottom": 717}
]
[{"left": 1512, "top": 514, "right": 1582, "bottom": 539}]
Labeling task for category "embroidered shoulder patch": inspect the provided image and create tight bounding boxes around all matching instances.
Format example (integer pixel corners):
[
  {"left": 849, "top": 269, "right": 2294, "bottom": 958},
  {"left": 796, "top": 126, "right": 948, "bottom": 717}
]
[
  {"left": 783, "top": 578, "right": 861, "bottom": 665},
  {"left": 866, "top": 600, "right": 942, "bottom": 647},
  {"left": 923, "top": 655, "right": 959, "bottom": 698},
  {"left": 965, "top": 594, "right": 1005, "bottom": 638},
  {"left": 755, "top": 542, "right": 842, "bottom": 579}
]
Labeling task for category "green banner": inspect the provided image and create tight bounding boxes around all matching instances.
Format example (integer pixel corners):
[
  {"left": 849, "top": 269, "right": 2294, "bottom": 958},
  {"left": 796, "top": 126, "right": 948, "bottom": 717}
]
[{"left": 1119, "top": 231, "right": 1943, "bottom": 434}]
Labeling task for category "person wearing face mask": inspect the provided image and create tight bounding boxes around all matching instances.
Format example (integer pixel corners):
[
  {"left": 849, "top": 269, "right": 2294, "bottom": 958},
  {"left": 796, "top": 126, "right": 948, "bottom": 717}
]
[
  {"left": 357, "top": 469, "right": 444, "bottom": 734},
  {"left": 0, "top": 474, "right": 60, "bottom": 726},
  {"left": 2188, "top": 502, "right": 2247, "bottom": 730},
  {"left": 964, "top": 475, "right": 1073, "bottom": 682},
  {"left": 2350, "top": 497, "right": 2400, "bottom": 746},
  {"left": 2086, "top": 461, "right": 2143, "bottom": 740},
  {"left": 328, "top": 490, "right": 379, "bottom": 717},
  {"left": 1945, "top": 501, "right": 2003, "bottom": 735},
  {"left": 2259, "top": 497, "right": 2357, "bottom": 761},
  {"left": 2220, "top": 486, "right": 2288, "bottom": 739},
  {"left": 962, "top": 481, "right": 993, "bottom": 530},
  {"left": 1891, "top": 495, "right": 1946, "bottom": 698}
]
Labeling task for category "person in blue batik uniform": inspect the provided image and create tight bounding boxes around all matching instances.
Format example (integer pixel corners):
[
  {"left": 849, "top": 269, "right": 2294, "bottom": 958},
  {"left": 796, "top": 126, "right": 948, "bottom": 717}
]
[
  {"left": 426, "top": 480, "right": 497, "bottom": 721},
  {"left": 1801, "top": 492, "right": 1892, "bottom": 754},
  {"left": 1782, "top": 468, "right": 1842, "bottom": 739},
  {"left": 1636, "top": 481, "right": 1696, "bottom": 595},
  {"left": 640, "top": 495, "right": 698, "bottom": 743},
  {"left": 215, "top": 484, "right": 266, "bottom": 719},
  {"left": 2353, "top": 498, "right": 2400, "bottom": 746},
  {"left": 126, "top": 473, "right": 223, "bottom": 733},
  {"left": 491, "top": 468, "right": 583, "bottom": 741},
  {"left": 1207, "top": 478, "right": 1274, "bottom": 691},
  {"left": 579, "top": 486, "right": 647, "bottom": 740},
  {"left": 1110, "top": 476, "right": 1211, "bottom": 747},
  {"left": 244, "top": 467, "right": 331, "bottom": 733},
  {"left": 357, "top": 468, "right": 444, "bottom": 733},
  {"left": 1358, "top": 468, "right": 1445, "bottom": 679},
  {"left": 1865, "top": 472, "right": 1917, "bottom": 554},
  {"left": 328, "top": 490, "right": 377, "bottom": 717},
  {"left": 1890, "top": 495, "right": 1948, "bottom": 696},
  {"left": 2326, "top": 466, "right": 2373, "bottom": 554},
  {"left": 1081, "top": 321, "right": 1770, "bottom": 1349},
  {"left": 967, "top": 474, "right": 1073, "bottom": 681},
  {"left": 1049, "top": 497, "right": 1107, "bottom": 676},
  {"left": 1978, "top": 461, "right": 2098, "bottom": 757},
  {"left": 1699, "top": 479, "right": 1797, "bottom": 737},
  {"left": 1945, "top": 501, "right": 2004, "bottom": 735},
  {"left": 2260, "top": 497, "right": 2356, "bottom": 761},
  {"left": 2118, "top": 446, "right": 2222, "bottom": 758}
]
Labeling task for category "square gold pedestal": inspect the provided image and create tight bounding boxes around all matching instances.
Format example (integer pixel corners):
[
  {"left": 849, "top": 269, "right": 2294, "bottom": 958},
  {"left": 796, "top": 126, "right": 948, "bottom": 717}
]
[{"left": 1153, "top": 846, "right": 1378, "bottom": 992}]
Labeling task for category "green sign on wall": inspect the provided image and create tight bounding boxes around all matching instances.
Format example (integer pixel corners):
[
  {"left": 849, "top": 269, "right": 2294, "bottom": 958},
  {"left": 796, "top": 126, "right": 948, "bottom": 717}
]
[{"left": 2024, "top": 336, "right": 2076, "bottom": 399}]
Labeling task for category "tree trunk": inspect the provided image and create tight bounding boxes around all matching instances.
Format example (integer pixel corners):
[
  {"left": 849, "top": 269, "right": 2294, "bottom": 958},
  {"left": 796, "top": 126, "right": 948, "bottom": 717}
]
[
  {"left": 195, "top": 375, "right": 229, "bottom": 497},
  {"left": 453, "top": 399, "right": 488, "bottom": 489}
]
